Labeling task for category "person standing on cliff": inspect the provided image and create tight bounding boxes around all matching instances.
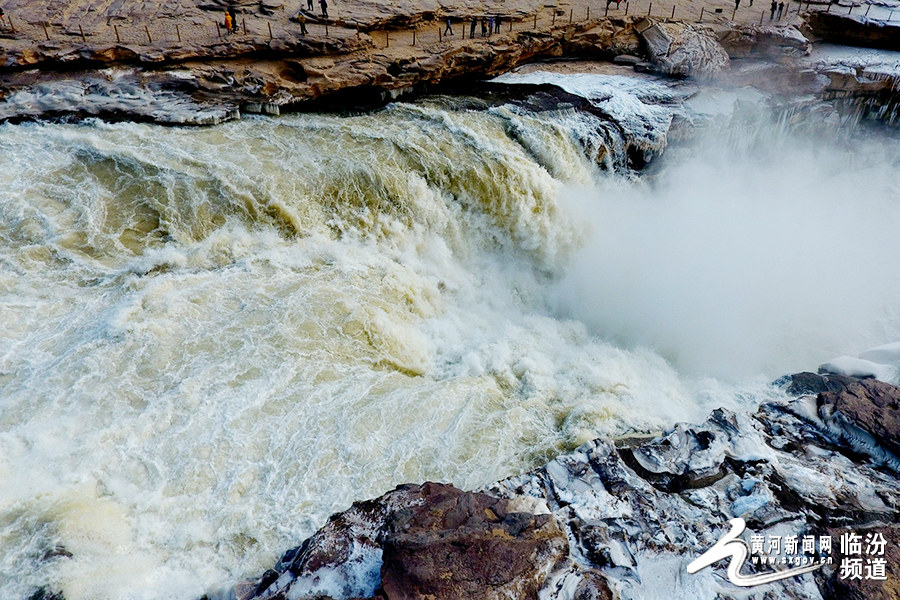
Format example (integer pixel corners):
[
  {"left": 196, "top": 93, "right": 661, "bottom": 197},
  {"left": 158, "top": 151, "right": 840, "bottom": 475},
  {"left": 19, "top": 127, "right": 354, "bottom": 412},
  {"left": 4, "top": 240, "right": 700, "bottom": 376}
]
[
  {"left": 224, "top": 10, "right": 234, "bottom": 34},
  {"left": 481, "top": 16, "right": 488, "bottom": 36},
  {"left": 777, "top": 1, "right": 784, "bottom": 17},
  {"left": 734, "top": 0, "right": 740, "bottom": 10},
  {"left": 320, "top": 0, "right": 328, "bottom": 19},
  {"left": 298, "top": 12, "right": 308, "bottom": 34},
  {"left": 445, "top": 18, "right": 453, "bottom": 35},
  {"left": 470, "top": 17, "right": 477, "bottom": 38},
  {"left": 494, "top": 15, "right": 501, "bottom": 33},
  {"left": 307, "top": 0, "right": 313, "bottom": 11},
  {"left": 769, "top": 0, "right": 777, "bottom": 18}
]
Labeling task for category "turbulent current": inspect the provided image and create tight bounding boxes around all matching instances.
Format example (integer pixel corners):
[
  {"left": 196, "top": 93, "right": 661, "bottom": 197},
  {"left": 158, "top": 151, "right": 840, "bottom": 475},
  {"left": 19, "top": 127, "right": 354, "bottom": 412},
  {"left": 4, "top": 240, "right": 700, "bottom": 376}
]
[{"left": 1, "top": 74, "right": 900, "bottom": 600}]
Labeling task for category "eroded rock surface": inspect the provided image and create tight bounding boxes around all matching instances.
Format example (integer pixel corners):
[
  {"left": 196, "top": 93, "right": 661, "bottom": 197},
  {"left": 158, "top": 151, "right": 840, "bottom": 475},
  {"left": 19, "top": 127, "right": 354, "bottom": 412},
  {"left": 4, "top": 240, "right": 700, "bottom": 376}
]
[{"left": 636, "top": 18, "right": 730, "bottom": 78}]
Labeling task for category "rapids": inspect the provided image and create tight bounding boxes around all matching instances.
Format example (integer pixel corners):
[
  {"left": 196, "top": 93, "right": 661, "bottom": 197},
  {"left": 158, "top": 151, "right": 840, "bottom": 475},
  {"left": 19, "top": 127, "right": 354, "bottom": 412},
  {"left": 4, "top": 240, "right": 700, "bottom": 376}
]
[{"left": 1, "top": 76, "right": 899, "bottom": 600}]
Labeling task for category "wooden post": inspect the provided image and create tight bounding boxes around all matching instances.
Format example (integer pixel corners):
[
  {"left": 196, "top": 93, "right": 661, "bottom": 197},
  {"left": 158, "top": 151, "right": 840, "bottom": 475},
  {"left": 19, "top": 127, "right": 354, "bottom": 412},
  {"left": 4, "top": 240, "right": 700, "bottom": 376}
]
[
  {"left": 386, "top": 29, "right": 389, "bottom": 47},
  {"left": 176, "top": 23, "right": 181, "bottom": 42},
  {"left": 534, "top": 13, "right": 537, "bottom": 28},
  {"left": 605, "top": 3, "right": 610, "bottom": 15},
  {"left": 865, "top": 4, "right": 871, "bottom": 15},
  {"left": 115, "top": 24, "right": 121, "bottom": 43},
  {"left": 587, "top": 6, "right": 590, "bottom": 19},
  {"left": 43, "top": 22, "right": 50, "bottom": 40},
  {"left": 847, "top": 4, "right": 852, "bottom": 13},
  {"left": 7, "top": 16, "right": 14, "bottom": 33},
  {"left": 509, "top": 18, "right": 512, "bottom": 31},
  {"left": 217, "top": 22, "right": 223, "bottom": 39},
  {"left": 412, "top": 28, "right": 416, "bottom": 45},
  {"left": 759, "top": 9, "right": 764, "bottom": 23},
  {"left": 552, "top": 11, "right": 556, "bottom": 25},
  {"left": 672, "top": 5, "right": 676, "bottom": 18},
  {"left": 79, "top": 24, "right": 86, "bottom": 42},
  {"left": 569, "top": 8, "right": 573, "bottom": 22},
  {"left": 625, "top": 2, "right": 629, "bottom": 15},
  {"left": 356, "top": 21, "right": 360, "bottom": 37},
  {"left": 145, "top": 25, "right": 152, "bottom": 43},
  {"left": 242, "top": 19, "right": 246, "bottom": 34},
  {"left": 438, "top": 25, "right": 442, "bottom": 41},
  {"left": 826, "top": 3, "right": 831, "bottom": 11},
  {"left": 732, "top": 6, "right": 736, "bottom": 18},
  {"left": 648, "top": 2, "right": 652, "bottom": 15},
  {"left": 325, "top": 21, "right": 329, "bottom": 35},
  {"left": 699, "top": 6, "right": 704, "bottom": 20},
  {"left": 268, "top": 21, "right": 273, "bottom": 38}
]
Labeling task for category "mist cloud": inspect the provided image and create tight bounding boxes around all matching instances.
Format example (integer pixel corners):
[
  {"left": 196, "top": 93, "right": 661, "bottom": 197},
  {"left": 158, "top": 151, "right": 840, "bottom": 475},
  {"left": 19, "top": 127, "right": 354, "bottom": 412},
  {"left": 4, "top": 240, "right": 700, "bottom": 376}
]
[{"left": 553, "top": 127, "right": 900, "bottom": 379}]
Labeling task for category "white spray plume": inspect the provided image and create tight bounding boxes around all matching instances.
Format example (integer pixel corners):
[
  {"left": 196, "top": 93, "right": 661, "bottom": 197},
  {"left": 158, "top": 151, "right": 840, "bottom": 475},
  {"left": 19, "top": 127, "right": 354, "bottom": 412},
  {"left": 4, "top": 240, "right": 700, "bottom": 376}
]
[{"left": 553, "top": 127, "right": 900, "bottom": 380}]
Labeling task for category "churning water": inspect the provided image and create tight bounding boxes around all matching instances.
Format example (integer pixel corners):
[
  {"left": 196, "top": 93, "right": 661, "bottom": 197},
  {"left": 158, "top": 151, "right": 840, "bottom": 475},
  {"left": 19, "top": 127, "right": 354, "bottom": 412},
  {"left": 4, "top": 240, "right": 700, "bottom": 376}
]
[{"left": 1, "top": 76, "right": 899, "bottom": 600}]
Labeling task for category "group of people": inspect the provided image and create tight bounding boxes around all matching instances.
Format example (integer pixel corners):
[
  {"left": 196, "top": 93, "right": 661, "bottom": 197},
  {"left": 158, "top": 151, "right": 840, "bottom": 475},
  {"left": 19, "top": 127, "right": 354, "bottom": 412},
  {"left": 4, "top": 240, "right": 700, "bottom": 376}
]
[
  {"left": 769, "top": 0, "right": 786, "bottom": 18},
  {"left": 734, "top": 0, "right": 787, "bottom": 18},
  {"left": 293, "top": 0, "right": 329, "bottom": 35},
  {"left": 442, "top": 15, "right": 504, "bottom": 37}
]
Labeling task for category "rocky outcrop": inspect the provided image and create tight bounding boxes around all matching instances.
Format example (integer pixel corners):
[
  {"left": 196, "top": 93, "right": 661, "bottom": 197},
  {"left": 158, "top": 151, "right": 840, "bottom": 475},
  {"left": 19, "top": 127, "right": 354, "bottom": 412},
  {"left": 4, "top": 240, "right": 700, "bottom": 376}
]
[
  {"left": 636, "top": 18, "right": 729, "bottom": 78},
  {"left": 805, "top": 11, "right": 900, "bottom": 51},
  {"left": 380, "top": 485, "right": 568, "bottom": 600},
  {"left": 231, "top": 483, "right": 569, "bottom": 600},
  {"left": 224, "top": 372, "right": 900, "bottom": 600},
  {"left": 817, "top": 375, "right": 900, "bottom": 458},
  {"left": 717, "top": 24, "right": 810, "bottom": 57}
]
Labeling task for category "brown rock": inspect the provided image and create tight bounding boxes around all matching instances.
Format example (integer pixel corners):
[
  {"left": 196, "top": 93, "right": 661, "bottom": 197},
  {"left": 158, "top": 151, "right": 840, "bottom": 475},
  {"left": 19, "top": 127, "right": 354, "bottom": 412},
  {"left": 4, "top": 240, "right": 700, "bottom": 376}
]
[
  {"left": 817, "top": 525, "right": 900, "bottom": 600},
  {"left": 817, "top": 377, "right": 900, "bottom": 458},
  {"left": 574, "top": 569, "right": 614, "bottom": 600},
  {"left": 380, "top": 482, "right": 569, "bottom": 600}
]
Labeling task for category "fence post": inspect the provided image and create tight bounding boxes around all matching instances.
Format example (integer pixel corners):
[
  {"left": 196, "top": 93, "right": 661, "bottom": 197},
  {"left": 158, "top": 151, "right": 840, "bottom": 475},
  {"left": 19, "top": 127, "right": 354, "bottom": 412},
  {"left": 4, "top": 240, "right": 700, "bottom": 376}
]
[
  {"left": 413, "top": 28, "right": 416, "bottom": 45},
  {"left": 699, "top": 7, "right": 704, "bottom": 20},
  {"left": 114, "top": 24, "right": 120, "bottom": 42},
  {"left": 625, "top": 2, "right": 629, "bottom": 15},
  {"left": 386, "top": 29, "right": 389, "bottom": 47},
  {"left": 217, "top": 22, "right": 223, "bottom": 39},
  {"left": 552, "top": 11, "right": 556, "bottom": 25},
  {"left": 569, "top": 8, "right": 573, "bottom": 22},
  {"left": 8, "top": 16, "right": 14, "bottom": 33},
  {"left": 268, "top": 22, "right": 273, "bottom": 38},
  {"left": 865, "top": 4, "right": 871, "bottom": 15},
  {"left": 648, "top": 2, "right": 652, "bottom": 15},
  {"left": 732, "top": 6, "right": 736, "bottom": 18},
  {"left": 587, "top": 6, "right": 590, "bottom": 19},
  {"left": 438, "top": 25, "right": 442, "bottom": 41},
  {"left": 79, "top": 24, "right": 86, "bottom": 42},
  {"left": 43, "top": 22, "right": 50, "bottom": 40},
  {"left": 759, "top": 9, "right": 764, "bottom": 23},
  {"left": 672, "top": 5, "right": 676, "bottom": 18},
  {"left": 145, "top": 25, "right": 152, "bottom": 43},
  {"left": 534, "top": 13, "right": 537, "bottom": 28}
]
